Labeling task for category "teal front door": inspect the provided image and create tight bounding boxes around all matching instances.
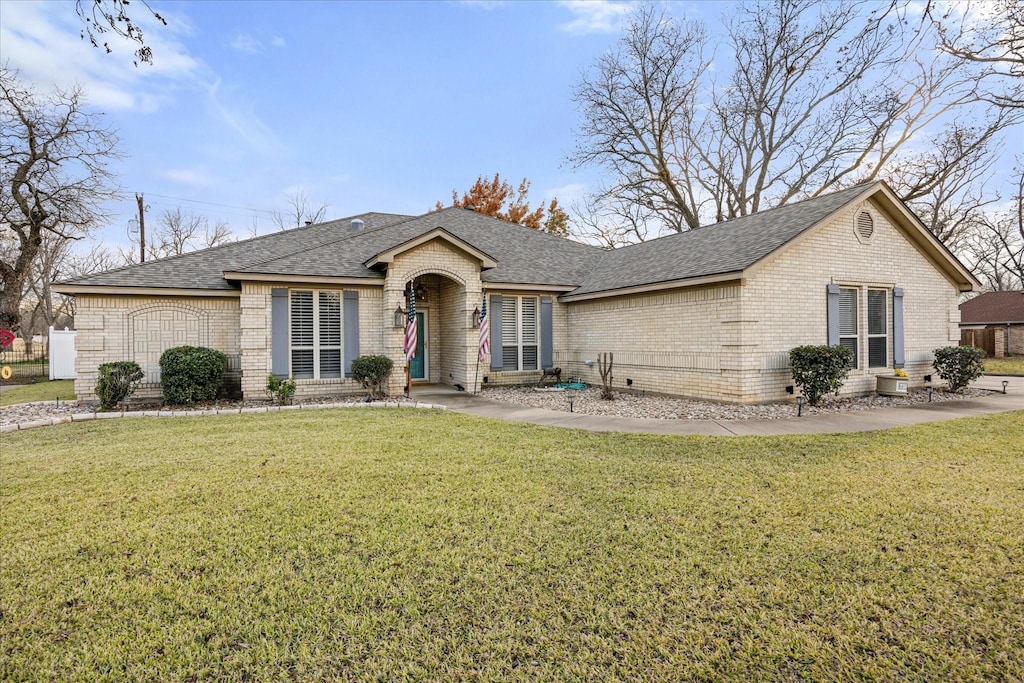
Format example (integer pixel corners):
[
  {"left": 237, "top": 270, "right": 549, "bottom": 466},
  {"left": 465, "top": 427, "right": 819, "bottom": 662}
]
[{"left": 409, "top": 311, "right": 426, "bottom": 380}]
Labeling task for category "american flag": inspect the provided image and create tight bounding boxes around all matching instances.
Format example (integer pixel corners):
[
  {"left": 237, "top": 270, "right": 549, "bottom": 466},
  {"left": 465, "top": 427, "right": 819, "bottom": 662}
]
[
  {"left": 403, "top": 285, "right": 418, "bottom": 363},
  {"left": 478, "top": 296, "right": 490, "bottom": 362}
]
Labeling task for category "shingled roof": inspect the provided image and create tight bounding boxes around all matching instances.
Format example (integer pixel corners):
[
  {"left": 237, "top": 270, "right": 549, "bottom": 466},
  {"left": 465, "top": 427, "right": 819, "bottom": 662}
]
[
  {"left": 231, "top": 207, "right": 604, "bottom": 287},
  {"left": 568, "top": 183, "right": 876, "bottom": 297},
  {"left": 60, "top": 182, "right": 940, "bottom": 297},
  {"left": 61, "top": 212, "right": 411, "bottom": 291},
  {"left": 960, "top": 291, "right": 1024, "bottom": 325}
]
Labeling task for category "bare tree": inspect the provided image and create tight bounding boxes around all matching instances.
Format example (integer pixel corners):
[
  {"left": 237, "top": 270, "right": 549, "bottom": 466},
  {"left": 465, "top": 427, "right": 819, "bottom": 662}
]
[
  {"left": 75, "top": 0, "right": 167, "bottom": 66},
  {"left": 925, "top": 0, "right": 1024, "bottom": 110},
  {"left": 269, "top": 189, "right": 329, "bottom": 231},
  {"left": 0, "top": 67, "right": 121, "bottom": 333},
  {"left": 570, "top": 1, "right": 1022, "bottom": 243},
  {"left": 141, "top": 207, "right": 234, "bottom": 260},
  {"left": 964, "top": 163, "right": 1024, "bottom": 290}
]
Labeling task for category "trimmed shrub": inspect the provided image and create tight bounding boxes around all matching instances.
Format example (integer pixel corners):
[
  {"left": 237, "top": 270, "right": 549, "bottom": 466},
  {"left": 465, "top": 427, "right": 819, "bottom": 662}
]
[
  {"left": 933, "top": 345, "right": 985, "bottom": 392},
  {"left": 159, "top": 345, "right": 227, "bottom": 405},
  {"left": 789, "top": 345, "right": 854, "bottom": 406},
  {"left": 351, "top": 355, "right": 394, "bottom": 399},
  {"left": 95, "top": 361, "right": 144, "bottom": 410},
  {"left": 266, "top": 374, "right": 297, "bottom": 405}
]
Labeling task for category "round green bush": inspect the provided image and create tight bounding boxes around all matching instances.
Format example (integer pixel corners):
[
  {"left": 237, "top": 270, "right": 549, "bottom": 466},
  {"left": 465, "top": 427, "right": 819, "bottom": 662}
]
[
  {"left": 789, "top": 344, "right": 854, "bottom": 406},
  {"left": 159, "top": 345, "right": 227, "bottom": 405},
  {"left": 933, "top": 345, "right": 985, "bottom": 393},
  {"left": 351, "top": 354, "right": 394, "bottom": 399},
  {"left": 95, "top": 361, "right": 145, "bottom": 410}
]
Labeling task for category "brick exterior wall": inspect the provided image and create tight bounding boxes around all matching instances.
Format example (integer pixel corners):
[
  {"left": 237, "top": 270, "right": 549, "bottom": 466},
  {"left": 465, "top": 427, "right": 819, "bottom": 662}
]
[
  {"left": 742, "top": 199, "right": 961, "bottom": 401},
  {"left": 561, "top": 285, "right": 741, "bottom": 400},
  {"left": 73, "top": 295, "right": 240, "bottom": 402},
  {"left": 239, "top": 282, "right": 384, "bottom": 400}
]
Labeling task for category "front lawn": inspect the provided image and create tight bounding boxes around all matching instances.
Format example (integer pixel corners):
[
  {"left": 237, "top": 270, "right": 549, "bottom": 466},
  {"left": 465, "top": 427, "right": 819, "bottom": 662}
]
[
  {"left": 0, "top": 379, "right": 75, "bottom": 406},
  {"left": 2, "top": 410, "right": 1022, "bottom": 680},
  {"left": 985, "top": 355, "right": 1024, "bottom": 375}
]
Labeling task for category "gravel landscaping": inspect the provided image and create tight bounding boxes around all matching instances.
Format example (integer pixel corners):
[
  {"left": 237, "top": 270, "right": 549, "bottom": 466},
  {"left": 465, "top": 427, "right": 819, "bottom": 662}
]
[
  {"left": 0, "top": 384, "right": 997, "bottom": 428},
  {"left": 481, "top": 384, "right": 994, "bottom": 420}
]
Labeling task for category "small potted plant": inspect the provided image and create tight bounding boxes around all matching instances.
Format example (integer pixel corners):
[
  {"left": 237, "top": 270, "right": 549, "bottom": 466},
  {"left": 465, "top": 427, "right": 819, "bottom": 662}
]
[{"left": 877, "top": 367, "right": 909, "bottom": 396}]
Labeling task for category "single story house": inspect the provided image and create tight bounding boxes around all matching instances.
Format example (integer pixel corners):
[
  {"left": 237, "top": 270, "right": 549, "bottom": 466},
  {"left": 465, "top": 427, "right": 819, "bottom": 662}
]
[
  {"left": 55, "top": 181, "right": 978, "bottom": 404},
  {"left": 959, "top": 290, "right": 1024, "bottom": 357}
]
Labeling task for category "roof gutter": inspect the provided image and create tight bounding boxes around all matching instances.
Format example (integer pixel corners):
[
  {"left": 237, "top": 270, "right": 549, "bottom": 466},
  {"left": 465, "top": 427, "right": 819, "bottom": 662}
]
[{"left": 560, "top": 271, "right": 744, "bottom": 303}]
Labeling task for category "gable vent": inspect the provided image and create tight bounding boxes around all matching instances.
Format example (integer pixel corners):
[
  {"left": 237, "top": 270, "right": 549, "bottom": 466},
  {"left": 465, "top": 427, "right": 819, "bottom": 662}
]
[{"left": 856, "top": 211, "right": 874, "bottom": 240}]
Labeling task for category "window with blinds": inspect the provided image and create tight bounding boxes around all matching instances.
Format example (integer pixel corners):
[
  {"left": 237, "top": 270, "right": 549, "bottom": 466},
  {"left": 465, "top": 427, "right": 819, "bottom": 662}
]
[
  {"left": 867, "top": 289, "right": 887, "bottom": 368},
  {"left": 291, "top": 291, "right": 314, "bottom": 379},
  {"left": 290, "top": 289, "right": 344, "bottom": 380},
  {"left": 500, "top": 295, "right": 539, "bottom": 371},
  {"left": 839, "top": 287, "right": 859, "bottom": 369}
]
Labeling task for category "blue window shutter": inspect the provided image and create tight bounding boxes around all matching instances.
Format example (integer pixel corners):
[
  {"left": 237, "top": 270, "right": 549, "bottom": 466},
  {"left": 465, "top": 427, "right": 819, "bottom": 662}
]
[
  {"left": 826, "top": 284, "right": 840, "bottom": 346},
  {"left": 271, "top": 288, "right": 289, "bottom": 378},
  {"left": 490, "top": 294, "right": 503, "bottom": 371},
  {"left": 540, "top": 296, "right": 553, "bottom": 369},
  {"left": 344, "top": 290, "right": 359, "bottom": 376},
  {"left": 892, "top": 287, "right": 904, "bottom": 368}
]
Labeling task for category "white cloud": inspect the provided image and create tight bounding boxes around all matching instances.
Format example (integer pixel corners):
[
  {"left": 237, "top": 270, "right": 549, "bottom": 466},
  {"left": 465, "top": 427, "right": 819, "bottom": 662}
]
[
  {"left": 544, "top": 182, "right": 589, "bottom": 206},
  {"left": 205, "top": 78, "right": 284, "bottom": 154},
  {"left": 230, "top": 33, "right": 263, "bottom": 54},
  {"left": 0, "top": 0, "right": 201, "bottom": 112},
  {"left": 163, "top": 167, "right": 219, "bottom": 187},
  {"left": 270, "top": 36, "right": 287, "bottom": 48},
  {"left": 558, "top": 0, "right": 630, "bottom": 35},
  {"left": 458, "top": 0, "right": 508, "bottom": 9}
]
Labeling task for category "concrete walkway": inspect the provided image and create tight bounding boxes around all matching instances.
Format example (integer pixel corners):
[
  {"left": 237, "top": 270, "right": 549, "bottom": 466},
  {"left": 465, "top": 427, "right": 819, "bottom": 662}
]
[{"left": 410, "top": 375, "right": 1024, "bottom": 436}]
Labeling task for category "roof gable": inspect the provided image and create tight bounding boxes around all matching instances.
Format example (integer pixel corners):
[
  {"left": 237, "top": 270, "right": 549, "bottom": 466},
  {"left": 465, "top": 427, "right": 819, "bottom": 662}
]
[{"left": 364, "top": 228, "right": 498, "bottom": 269}]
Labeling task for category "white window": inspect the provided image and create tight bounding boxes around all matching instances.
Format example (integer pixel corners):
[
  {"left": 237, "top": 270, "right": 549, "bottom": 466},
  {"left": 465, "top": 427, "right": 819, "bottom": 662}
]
[
  {"left": 867, "top": 289, "right": 888, "bottom": 368},
  {"left": 500, "top": 295, "right": 539, "bottom": 371},
  {"left": 839, "top": 287, "right": 859, "bottom": 369},
  {"left": 290, "top": 290, "right": 343, "bottom": 379}
]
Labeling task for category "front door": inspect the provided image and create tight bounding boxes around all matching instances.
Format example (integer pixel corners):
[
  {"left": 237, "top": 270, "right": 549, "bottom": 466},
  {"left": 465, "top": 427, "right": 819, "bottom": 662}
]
[{"left": 409, "top": 311, "right": 427, "bottom": 380}]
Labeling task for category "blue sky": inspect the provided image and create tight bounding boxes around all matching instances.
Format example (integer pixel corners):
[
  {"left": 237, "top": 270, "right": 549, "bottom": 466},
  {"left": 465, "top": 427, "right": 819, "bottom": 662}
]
[
  {"left": 1, "top": 0, "right": 1019, "bottom": 255},
  {"left": 2, "top": 0, "right": 712, "bottom": 250}
]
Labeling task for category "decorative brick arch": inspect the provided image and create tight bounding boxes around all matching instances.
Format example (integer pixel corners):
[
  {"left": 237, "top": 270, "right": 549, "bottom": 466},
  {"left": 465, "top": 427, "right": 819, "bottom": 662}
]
[
  {"left": 400, "top": 266, "right": 468, "bottom": 287},
  {"left": 125, "top": 302, "right": 210, "bottom": 382}
]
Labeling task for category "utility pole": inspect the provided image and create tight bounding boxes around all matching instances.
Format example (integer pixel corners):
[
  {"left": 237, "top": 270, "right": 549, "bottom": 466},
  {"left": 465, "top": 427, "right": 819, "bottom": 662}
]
[{"left": 136, "top": 193, "right": 146, "bottom": 263}]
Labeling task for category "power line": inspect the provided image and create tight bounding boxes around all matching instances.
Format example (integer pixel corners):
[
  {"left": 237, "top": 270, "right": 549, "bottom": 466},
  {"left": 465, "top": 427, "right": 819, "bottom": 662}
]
[{"left": 141, "top": 192, "right": 276, "bottom": 216}]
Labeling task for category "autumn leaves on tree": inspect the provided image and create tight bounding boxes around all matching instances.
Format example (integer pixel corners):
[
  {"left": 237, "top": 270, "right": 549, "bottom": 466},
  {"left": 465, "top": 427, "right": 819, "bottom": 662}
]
[{"left": 436, "top": 174, "right": 570, "bottom": 237}]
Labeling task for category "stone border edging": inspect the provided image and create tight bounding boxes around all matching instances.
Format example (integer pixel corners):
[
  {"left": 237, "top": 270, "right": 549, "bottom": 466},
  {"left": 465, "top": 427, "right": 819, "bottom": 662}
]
[{"left": 0, "top": 400, "right": 448, "bottom": 434}]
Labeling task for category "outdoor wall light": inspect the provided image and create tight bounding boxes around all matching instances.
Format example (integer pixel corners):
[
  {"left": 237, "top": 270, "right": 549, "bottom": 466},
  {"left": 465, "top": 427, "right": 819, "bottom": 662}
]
[
  {"left": 796, "top": 395, "right": 804, "bottom": 417},
  {"left": 471, "top": 306, "right": 481, "bottom": 328},
  {"left": 1003, "top": 380, "right": 1009, "bottom": 394},
  {"left": 393, "top": 305, "right": 406, "bottom": 328}
]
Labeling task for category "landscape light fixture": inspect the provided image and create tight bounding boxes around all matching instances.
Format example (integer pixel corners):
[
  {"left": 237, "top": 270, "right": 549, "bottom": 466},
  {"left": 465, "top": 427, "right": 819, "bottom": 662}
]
[
  {"left": 927, "top": 386, "right": 933, "bottom": 402},
  {"left": 1002, "top": 380, "right": 1009, "bottom": 394},
  {"left": 796, "top": 395, "right": 804, "bottom": 417}
]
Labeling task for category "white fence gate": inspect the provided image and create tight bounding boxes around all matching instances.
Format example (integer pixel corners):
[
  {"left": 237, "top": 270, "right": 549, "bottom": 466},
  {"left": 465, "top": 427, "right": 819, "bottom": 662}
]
[{"left": 49, "top": 326, "right": 77, "bottom": 380}]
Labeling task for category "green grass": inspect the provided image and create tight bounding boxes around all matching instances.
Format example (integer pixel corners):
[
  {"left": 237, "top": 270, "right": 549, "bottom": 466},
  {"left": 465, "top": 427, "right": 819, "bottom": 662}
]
[
  {"left": 985, "top": 356, "right": 1024, "bottom": 375},
  {"left": 0, "top": 379, "right": 75, "bottom": 406},
  {"left": 2, "top": 410, "right": 1023, "bottom": 681}
]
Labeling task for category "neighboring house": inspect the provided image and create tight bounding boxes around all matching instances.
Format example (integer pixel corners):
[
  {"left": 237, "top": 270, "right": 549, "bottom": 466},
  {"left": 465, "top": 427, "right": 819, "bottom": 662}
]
[
  {"left": 55, "top": 181, "right": 978, "bottom": 404},
  {"left": 959, "top": 290, "right": 1024, "bottom": 358}
]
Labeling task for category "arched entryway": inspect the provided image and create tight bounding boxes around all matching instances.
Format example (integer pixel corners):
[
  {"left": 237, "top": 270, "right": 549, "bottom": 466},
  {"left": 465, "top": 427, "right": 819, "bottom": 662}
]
[{"left": 384, "top": 266, "right": 484, "bottom": 397}]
